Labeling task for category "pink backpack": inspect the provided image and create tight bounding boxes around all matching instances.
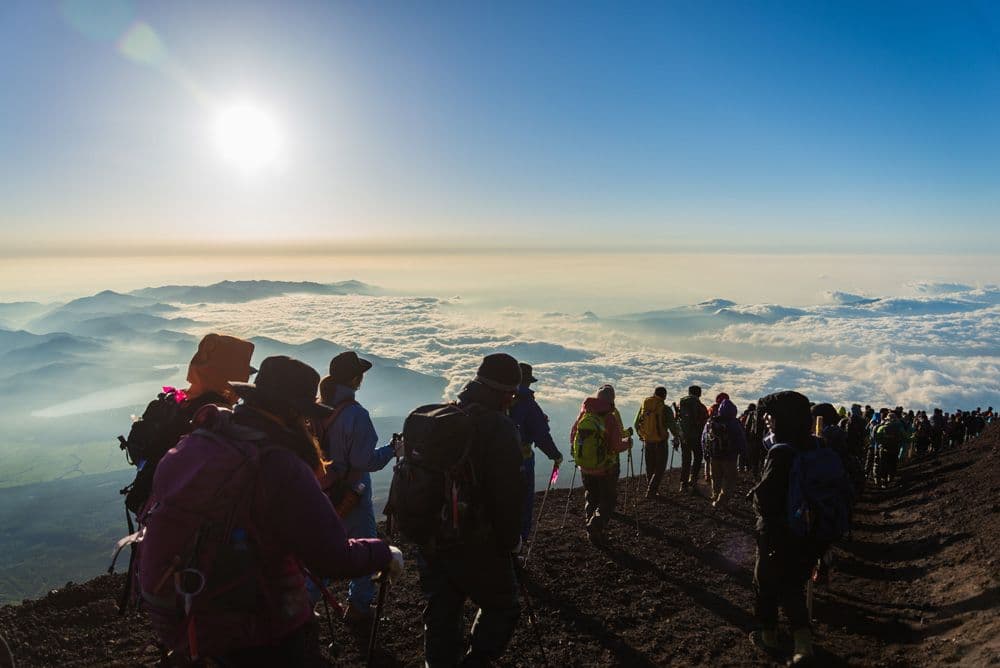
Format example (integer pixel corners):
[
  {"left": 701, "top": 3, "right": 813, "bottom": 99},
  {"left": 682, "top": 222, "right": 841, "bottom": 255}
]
[{"left": 129, "top": 405, "right": 310, "bottom": 660}]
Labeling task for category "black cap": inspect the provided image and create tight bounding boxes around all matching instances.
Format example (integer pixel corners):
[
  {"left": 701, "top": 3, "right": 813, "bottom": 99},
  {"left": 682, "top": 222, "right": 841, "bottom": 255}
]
[
  {"left": 328, "top": 351, "right": 373, "bottom": 383},
  {"left": 475, "top": 353, "right": 521, "bottom": 392},
  {"left": 519, "top": 363, "right": 538, "bottom": 385},
  {"left": 688, "top": 385, "right": 702, "bottom": 397},
  {"left": 230, "top": 355, "right": 332, "bottom": 418}
]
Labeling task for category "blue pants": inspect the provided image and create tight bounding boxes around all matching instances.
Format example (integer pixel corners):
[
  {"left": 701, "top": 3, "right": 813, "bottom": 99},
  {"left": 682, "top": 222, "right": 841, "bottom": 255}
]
[
  {"left": 341, "top": 472, "right": 378, "bottom": 608},
  {"left": 519, "top": 456, "right": 535, "bottom": 542}
]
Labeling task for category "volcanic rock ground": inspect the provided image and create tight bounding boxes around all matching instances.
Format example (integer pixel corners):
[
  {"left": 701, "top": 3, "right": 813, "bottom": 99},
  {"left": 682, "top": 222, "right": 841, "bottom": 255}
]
[{"left": 1, "top": 425, "right": 997, "bottom": 667}]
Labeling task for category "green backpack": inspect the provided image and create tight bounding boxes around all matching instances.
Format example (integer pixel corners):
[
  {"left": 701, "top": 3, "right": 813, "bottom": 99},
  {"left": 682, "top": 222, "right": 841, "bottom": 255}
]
[{"left": 572, "top": 412, "right": 608, "bottom": 469}]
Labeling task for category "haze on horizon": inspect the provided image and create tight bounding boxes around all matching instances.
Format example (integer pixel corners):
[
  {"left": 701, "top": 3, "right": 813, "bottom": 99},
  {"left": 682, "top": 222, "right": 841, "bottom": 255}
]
[{"left": 2, "top": 0, "right": 999, "bottom": 261}]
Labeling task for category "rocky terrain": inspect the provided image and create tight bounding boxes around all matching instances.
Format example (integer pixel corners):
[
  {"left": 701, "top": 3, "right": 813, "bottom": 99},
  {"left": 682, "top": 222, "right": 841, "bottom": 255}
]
[{"left": 1, "top": 424, "right": 997, "bottom": 666}]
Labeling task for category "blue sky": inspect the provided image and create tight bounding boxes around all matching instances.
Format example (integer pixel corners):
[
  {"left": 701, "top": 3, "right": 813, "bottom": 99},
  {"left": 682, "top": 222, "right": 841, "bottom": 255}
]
[{"left": 1, "top": 0, "right": 999, "bottom": 253}]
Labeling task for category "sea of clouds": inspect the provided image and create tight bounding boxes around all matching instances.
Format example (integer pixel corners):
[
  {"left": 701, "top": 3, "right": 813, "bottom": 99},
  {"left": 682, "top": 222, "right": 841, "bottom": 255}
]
[{"left": 173, "top": 282, "right": 1000, "bottom": 419}]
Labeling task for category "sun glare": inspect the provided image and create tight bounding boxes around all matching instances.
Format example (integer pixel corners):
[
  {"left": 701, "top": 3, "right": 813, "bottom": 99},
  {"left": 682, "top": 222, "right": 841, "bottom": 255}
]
[{"left": 212, "top": 102, "right": 282, "bottom": 171}]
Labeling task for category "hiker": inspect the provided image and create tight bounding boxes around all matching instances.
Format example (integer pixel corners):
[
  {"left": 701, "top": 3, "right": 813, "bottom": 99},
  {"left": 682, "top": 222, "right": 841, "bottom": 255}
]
[
  {"left": 571, "top": 384, "right": 629, "bottom": 543},
  {"left": 118, "top": 333, "right": 256, "bottom": 518},
  {"left": 317, "top": 351, "right": 399, "bottom": 624},
  {"left": 677, "top": 385, "right": 709, "bottom": 494},
  {"left": 633, "top": 386, "right": 681, "bottom": 498},
  {"left": 510, "top": 362, "right": 564, "bottom": 545},
  {"left": 394, "top": 354, "right": 524, "bottom": 667},
  {"left": 750, "top": 390, "right": 850, "bottom": 665},
  {"left": 741, "top": 403, "right": 766, "bottom": 478},
  {"left": 137, "top": 355, "right": 403, "bottom": 665},
  {"left": 702, "top": 397, "right": 747, "bottom": 508},
  {"left": 874, "top": 408, "right": 907, "bottom": 488}
]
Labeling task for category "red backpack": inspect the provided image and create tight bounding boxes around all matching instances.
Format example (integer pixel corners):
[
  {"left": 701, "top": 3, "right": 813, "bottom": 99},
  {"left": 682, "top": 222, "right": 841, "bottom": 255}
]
[{"left": 128, "top": 405, "right": 311, "bottom": 660}]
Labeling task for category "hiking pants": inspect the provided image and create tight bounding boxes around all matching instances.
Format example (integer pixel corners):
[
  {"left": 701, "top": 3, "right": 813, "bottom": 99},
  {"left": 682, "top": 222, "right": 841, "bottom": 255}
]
[
  {"left": 709, "top": 456, "right": 738, "bottom": 504},
  {"left": 519, "top": 455, "right": 535, "bottom": 542},
  {"left": 341, "top": 473, "right": 378, "bottom": 608},
  {"left": 753, "top": 531, "right": 816, "bottom": 632},
  {"left": 681, "top": 436, "right": 703, "bottom": 485},
  {"left": 417, "top": 547, "right": 520, "bottom": 667},
  {"left": 643, "top": 440, "right": 667, "bottom": 496},
  {"left": 581, "top": 468, "right": 618, "bottom": 536}
]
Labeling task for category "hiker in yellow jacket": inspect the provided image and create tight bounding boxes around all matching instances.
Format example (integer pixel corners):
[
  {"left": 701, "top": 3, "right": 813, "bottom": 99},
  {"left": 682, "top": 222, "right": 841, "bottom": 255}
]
[{"left": 634, "top": 387, "right": 681, "bottom": 498}]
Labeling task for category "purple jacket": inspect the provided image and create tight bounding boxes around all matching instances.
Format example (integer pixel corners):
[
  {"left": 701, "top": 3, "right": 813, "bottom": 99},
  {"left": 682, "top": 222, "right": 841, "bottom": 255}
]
[{"left": 701, "top": 398, "right": 747, "bottom": 459}]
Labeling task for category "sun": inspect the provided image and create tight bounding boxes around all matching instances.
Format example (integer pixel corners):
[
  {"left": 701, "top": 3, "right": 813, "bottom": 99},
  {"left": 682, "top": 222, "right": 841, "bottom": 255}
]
[{"left": 212, "top": 102, "right": 282, "bottom": 172}]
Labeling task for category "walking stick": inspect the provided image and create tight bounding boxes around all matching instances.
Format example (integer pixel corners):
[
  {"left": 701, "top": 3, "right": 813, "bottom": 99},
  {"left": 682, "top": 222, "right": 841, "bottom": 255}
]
[
  {"left": 367, "top": 576, "right": 390, "bottom": 667},
  {"left": 513, "top": 559, "right": 550, "bottom": 667},
  {"left": 524, "top": 463, "right": 559, "bottom": 566},
  {"left": 639, "top": 442, "right": 646, "bottom": 484},
  {"left": 560, "top": 464, "right": 578, "bottom": 529}
]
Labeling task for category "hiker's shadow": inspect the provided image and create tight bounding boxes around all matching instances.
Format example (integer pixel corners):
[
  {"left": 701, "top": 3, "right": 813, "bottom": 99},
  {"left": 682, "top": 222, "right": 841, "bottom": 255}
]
[
  {"left": 519, "top": 571, "right": 657, "bottom": 668},
  {"left": 599, "top": 543, "right": 756, "bottom": 632}
]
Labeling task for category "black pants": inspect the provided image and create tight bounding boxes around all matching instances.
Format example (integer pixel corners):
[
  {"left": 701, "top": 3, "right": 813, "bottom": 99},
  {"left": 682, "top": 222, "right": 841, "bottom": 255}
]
[
  {"left": 753, "top": 532, "right": 817, "bottom": 631},
  {"left": 582, "top": 469, "right": 618, "bottom": 535},
  {"left": 417, "top": 546, "right": 520, "bottom": 667},
  {"left": 681, "top": 436, "right": 703, "bottom": 485},
  {"left": 215, "top": 620, "right": 316, "bottom": 667},
  {"left": 644, "top": 441, "right": 668, "bottom": 495}
]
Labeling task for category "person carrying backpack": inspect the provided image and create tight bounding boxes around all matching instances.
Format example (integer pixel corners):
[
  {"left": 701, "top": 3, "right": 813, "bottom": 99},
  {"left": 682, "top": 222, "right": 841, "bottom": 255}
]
[
  {"left": 571, "top": 384, "right": 628, "bottom": 543},
  {"left": 749, "top": 391, "right": 852, "bottom": 665},
  {"left": 118, "top": 333, "right": 257, "bottom": 520},
  {"left": 633, "top": 386, "right": 681, "bottom": 498},
  {"left": 316, "top": 351, "right": 400, "bottom": 625},
  {"left": 510, "top": 362, "right": 563, "bottom": 545},
  {"left": 874, "top": 408, "right": 907, "bottom": 488},
  {"left": 135, "top": 355, "right": 403, "bottom": 666},
  {"left": 677, "top": 385, "right": 709, "bottom": 494},
  {"left": 388, "top": 353, "right": 523, "bottom": 667},
  {"left": 702, "top": 397, "right": 746, "bottom": 508}
]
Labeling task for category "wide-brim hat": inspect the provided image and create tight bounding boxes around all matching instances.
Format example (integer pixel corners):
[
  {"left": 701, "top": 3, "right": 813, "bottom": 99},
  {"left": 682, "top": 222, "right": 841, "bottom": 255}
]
[
  {"left": 327, "top": 351, "right": 374, "bottom": 383},
  {"left": 518, "top": 362, "right": 538, "bottom": 384},
  {"left": 230, "top": 355, "right": 332, "bottom": 418}
]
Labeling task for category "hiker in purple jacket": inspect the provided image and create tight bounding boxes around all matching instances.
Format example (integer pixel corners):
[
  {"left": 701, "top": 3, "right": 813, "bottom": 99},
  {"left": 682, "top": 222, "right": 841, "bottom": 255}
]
[{"left": 138, "top": 356, "right": 403, "bottom": 666}]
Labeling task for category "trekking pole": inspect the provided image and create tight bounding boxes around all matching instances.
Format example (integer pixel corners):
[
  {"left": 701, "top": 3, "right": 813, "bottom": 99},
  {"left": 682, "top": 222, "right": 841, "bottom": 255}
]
[
  {"left": 639, "top": 442, "right": 646, "bottom": 484},
  {"left": 367, "top": 576, "right": 391, "bottom": 668},
  {"left": 560, "top": 464, "right": 578, "bottom": 529},
  {"left": 513, "top": 559, "right": 551, "bottom": 668},
  {"left": 524, "top": 463, "right": 559, "bottom": 566}
]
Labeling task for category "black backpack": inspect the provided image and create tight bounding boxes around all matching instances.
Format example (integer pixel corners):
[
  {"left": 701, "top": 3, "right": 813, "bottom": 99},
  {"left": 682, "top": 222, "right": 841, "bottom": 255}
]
[
  {"left": 704, "top": 415, "right": 732, "bottom": 458},
  {"left": 386, "top": 403, "right": 489, "bottom": 550},
  {"left": 678, "top": 395, "right": 705, "bottom": 440},
  {"left": 117, "top": 389, "right": 220, "bottom": 515}
]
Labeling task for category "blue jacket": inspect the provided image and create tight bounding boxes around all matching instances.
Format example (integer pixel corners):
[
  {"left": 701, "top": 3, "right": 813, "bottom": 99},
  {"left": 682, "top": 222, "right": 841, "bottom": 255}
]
[
  {"left": 322, "top": 384, "right": 395, "bottom": 475},
  {"left": 510, "top": 385, "right": 562, "bottom": 462}
]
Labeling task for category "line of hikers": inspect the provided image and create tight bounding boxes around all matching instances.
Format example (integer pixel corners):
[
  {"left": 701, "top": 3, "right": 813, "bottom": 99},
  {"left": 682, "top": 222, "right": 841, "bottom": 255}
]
[{"left": 110, "top": 332, "right": 995, "bottom": 666}]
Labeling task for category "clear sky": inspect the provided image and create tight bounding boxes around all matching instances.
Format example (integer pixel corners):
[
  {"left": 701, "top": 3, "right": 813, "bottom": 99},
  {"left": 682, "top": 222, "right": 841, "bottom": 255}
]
[{"left": 2, "top": 0, "right": 999, "bottom": 255}]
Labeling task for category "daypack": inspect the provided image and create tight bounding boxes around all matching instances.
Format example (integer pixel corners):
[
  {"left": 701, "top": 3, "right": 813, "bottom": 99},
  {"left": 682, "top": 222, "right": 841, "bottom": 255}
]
[
  {"left": 571, "top": 411, "right": 609, "bottom": 469},
  {"left": 312, "top": 399, "right": 360, "bottom": 506},
  {"left": 131, "top": 405, "right": 307, "bottom": 660},
  {"left": 774, "top": 444, "right": 852, "bottom": 543},
  {"left": 386, "top": 403, "right": 489, "bottom": 550},
  {"left": 875, "top": 422, "right": 906, "bottom": 451},
  {"left": 678, "top": 395, "right": 706, "bottom": 440},
  {"left": 703, "top": 415, "right": 733, "bottom": 459},
  {"left": 636, "top": 397, "right": 666, "bottom": 443}
]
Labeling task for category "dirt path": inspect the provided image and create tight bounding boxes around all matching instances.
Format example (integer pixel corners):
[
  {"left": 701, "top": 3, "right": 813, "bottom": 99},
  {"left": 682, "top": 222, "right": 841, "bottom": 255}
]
[{"left": 1, "top": 427, "right": 996, "bottom": 666}]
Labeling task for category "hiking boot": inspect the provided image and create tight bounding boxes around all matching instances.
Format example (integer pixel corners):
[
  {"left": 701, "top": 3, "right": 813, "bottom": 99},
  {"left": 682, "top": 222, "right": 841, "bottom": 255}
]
[
  {"left": 343, "top": 602, "right": 374, "bottom": 626},
  {"left": 749, "top": 627, "right": 780, "bottom": 652},
  {"left": 791, "top": 628, "right": 815, "bottom": 664}
]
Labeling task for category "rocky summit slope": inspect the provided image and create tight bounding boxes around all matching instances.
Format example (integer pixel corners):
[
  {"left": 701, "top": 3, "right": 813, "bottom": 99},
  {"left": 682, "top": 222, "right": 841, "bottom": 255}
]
[{"left": 1, "top": 425, "right": 997, "bottom": 667}]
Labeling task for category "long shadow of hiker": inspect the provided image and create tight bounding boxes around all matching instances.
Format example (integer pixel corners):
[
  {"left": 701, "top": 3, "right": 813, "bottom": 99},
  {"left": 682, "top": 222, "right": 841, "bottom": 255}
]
[{"left": 518, "top": 570, "right": 657, "bottom": 667}]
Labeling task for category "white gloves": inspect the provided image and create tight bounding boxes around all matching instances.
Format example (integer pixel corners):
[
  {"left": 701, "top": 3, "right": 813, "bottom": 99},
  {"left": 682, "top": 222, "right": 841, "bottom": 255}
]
[{"left": 385, "top": 546, "right": 405, "bottom": 582}]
